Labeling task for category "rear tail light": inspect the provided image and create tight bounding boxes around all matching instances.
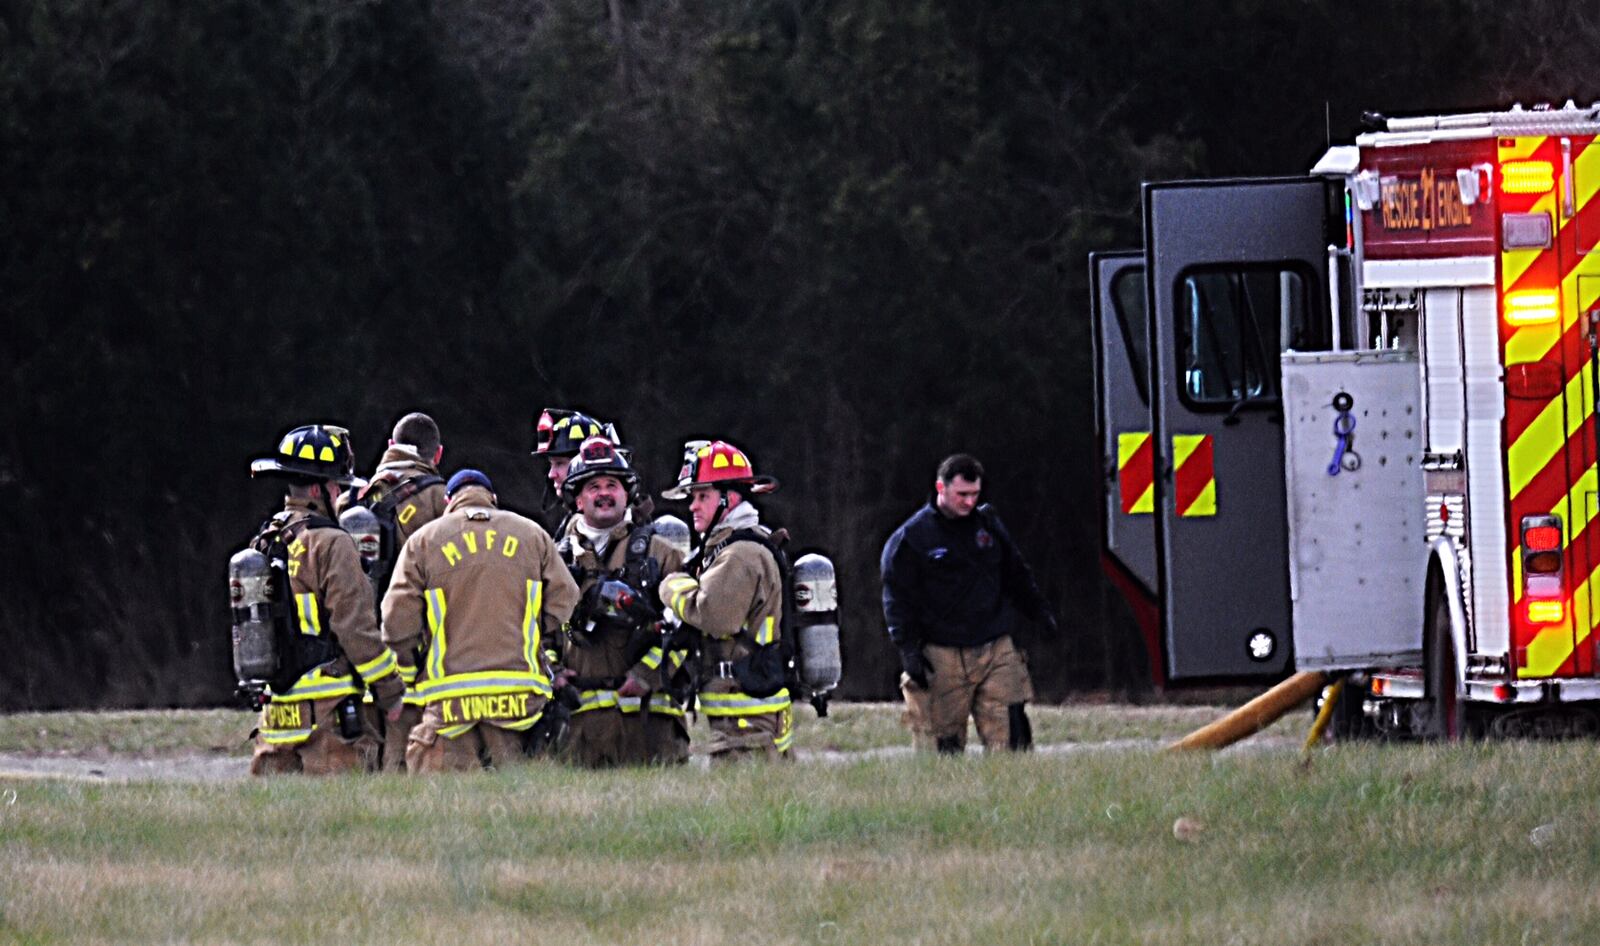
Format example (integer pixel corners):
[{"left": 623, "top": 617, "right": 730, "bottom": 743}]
[
  {"left": 1506, "top": 362, "right": 1563, "bottom": 399},
  {"left": 1525, "top": 551, "right": 1562, "bottom": 574},
  {"left": 1521, "top": 514, "right": 1565, "bottom": 625},
  {"left": 1524, "top": 524, "right": 1562, "bottom": 550}
]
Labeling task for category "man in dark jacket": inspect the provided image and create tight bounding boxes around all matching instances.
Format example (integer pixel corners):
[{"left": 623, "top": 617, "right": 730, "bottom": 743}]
[{"left": 880, "top": 453, "right": 1056, "bottom": 753}]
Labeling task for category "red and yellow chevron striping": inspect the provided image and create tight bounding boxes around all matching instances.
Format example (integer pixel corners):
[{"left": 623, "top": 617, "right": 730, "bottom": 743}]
[
  {"left": 1521, "top": 552, "right": 1600, "bottom": 678},
  {"left": 1500, "top": 133, "right": 1600, "bottom": 678},
  {"left": 1117, "top": 432, "right": 1154, "bottom": 515},
  {"left": 1172, "top": 434, "right": 1215, "bottom": 518}
]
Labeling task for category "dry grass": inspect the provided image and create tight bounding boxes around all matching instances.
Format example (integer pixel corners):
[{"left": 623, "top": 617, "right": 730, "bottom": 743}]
[
  {"left": 4, "top": 737, "right": 1600, "bottom": 944},
  {"left": 0, "top": 709, "right": 254, "bottom": 757},
  {"left": 799, "top": 699, "right": 1302, "bottom": 751}
]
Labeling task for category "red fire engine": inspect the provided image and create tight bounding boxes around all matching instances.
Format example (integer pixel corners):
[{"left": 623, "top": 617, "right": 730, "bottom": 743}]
[{"left": 1092, "top": 101, "right": 1600, "bottom": 738}]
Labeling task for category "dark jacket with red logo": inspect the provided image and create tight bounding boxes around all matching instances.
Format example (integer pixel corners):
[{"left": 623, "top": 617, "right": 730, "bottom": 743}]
[{"left": 880, "top": 502, "right": 1048, "bottom": 650}]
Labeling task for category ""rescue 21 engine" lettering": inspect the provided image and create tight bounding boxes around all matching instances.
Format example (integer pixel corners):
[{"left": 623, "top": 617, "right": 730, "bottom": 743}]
[{"left": 1379, "top": 167, "right": 1473, "bottom": 233}]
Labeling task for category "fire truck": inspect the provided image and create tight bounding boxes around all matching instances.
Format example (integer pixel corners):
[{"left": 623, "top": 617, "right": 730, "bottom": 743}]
[{"left": 1092, "top": 101, "right": 1600, "bottom": 739}]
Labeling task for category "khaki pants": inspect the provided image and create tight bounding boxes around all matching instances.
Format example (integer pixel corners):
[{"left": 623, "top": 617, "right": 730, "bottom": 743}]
[
  {"left": 704, "top": 707, "right": 793, "bottom": 763},
  {"left": 561, "top": 708, "right": 689, "bottom": 768},
  {"left": 250, "top": 698, "right": 381, "bottom": 776},
  {"left": 901, "top": 635, "right": 1033, "bottom": 753},
  {"left": 405, "top": 704, "right": 535, "bottom": 773}
]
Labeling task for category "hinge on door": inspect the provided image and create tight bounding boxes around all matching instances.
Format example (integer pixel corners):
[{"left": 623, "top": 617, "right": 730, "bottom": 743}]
[{"left": 1562, "top": 138, "right": 1577, "bottom": 220}]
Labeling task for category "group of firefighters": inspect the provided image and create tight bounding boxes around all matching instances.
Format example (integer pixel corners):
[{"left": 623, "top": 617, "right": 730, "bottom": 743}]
[{"left": 239, "top": 409, "right": 1056, "bottom": 775}]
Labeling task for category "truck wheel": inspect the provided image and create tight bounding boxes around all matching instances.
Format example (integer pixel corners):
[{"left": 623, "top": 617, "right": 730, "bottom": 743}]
[
  {"left": 1324, "top": 676, "right": 1377, "bottom": 741},
  {"left": 1423, "top": 590, "right": 1464, "bottom": 741}
]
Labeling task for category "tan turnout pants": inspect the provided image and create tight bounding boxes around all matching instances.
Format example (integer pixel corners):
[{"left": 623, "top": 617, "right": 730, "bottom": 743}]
[
  {"left": 381, "top": 704, "right": 423, "bottom": 773},
  {"left": 250, "top": 697, "right": 382, "bottom": 776},
  {"left": 560, "top": 708, "right": 690, "bottom": 768},
  {"left": 901, "top": 635, "right": 1034, "bottom": 752},
  {"left": 704, "top": 708, "right": 794, "bottom": 763},
  {"left": 405, "top": 704, "right": 536, "bottom": 773}
]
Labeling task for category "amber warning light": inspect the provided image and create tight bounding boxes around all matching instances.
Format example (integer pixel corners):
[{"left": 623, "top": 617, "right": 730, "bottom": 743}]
[
  {"left": 1501, "top": 160, "right": 1555, "bottom": 194},
  {"left": 1505, "top": 290, "right": 1559, "bottom": 326}
]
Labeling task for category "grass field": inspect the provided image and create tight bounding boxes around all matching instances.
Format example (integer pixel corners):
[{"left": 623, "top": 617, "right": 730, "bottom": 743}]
[{"left": 3, "top": 704, "right": 1599, "bottom": 944}]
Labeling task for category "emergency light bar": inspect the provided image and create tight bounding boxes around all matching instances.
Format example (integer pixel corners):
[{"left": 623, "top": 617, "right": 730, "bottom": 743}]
[
  {"left": 1504, "top": 290, "right": 1559, "bottom": 326},
  {"left": 1526, "top": 600, "right": 1564, "bottom": 624},
  {"left": 1501, "top": 160, "right": 1555, "bottom": 194}
]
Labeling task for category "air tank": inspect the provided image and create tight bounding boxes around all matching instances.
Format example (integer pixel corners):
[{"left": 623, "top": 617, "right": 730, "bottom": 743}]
[
  {"left": 652, "top": 514, "right": 693, "bottom": 562},
  {"left": 339, "top": 504, "right": 384, "bottom": 577},
  {"left": 229, "top": 547, "right": 279, "bottom": 684},
  {"left": 792, "top": 553, "right": 842, "bottom": 697}
]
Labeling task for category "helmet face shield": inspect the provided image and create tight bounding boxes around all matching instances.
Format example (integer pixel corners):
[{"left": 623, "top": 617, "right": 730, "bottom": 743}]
[
  {"left": 533, "top": 408, "right": 572, "bottom": 456},
  {"left": 533, "top": 408, "right": 612, "bottom": 458},
  {"left": 661, "top": 440, "right": 712, "bottom": 501},
  {"left": 321, "top": 425, "right": 357, "bottom": 482}
]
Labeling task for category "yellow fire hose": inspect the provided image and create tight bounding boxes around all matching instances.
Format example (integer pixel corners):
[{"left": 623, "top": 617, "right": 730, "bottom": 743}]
[
  {"left": 1301, "top": 678, "right": 1345, "bottom": 750},
  {"left": 1165, "top": 671, "right": 1330, "bottom": 751}
]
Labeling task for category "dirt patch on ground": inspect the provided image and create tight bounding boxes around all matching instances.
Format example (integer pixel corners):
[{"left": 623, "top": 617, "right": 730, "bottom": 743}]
[
  {"left": 0, "top": 736, "right": 1300, "bottom": 781},
  {"left": 0, "top": 751, "right": 247, "bottom": 782}
]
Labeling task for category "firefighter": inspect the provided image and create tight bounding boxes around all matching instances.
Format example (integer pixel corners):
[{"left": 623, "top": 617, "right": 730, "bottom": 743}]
[
  {"left": 381, "top": 469, "right": 579, "bottom": 772},
  {"left": 657, "top": 440, "right": 793, "bottom": 761},
  {"left": 532, "top": 408, "right": 613, "bottom": 528},
  {"left": 246, "top": 423, "right": 407, "bottom": 776},
  {"left": 357, "top": 411, "right": 448, "bottom": 541},
  {"left": 351, "top": 411, "right": 448, "bottom": 772},
  {"left": 880, "top": 453, "right": 1057, "bottom": 754},
  {"left": 551, "top": 435, "right": 690, "bottom": 766}
]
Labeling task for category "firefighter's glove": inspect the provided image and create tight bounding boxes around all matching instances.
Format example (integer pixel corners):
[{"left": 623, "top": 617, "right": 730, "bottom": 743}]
[
  {"left": 580, "top": 582, "right": 605, "bottom": 615},
  {"left": 370, "top": 675, "right": 407, "bottom": 721},
  {"left": 899, "top": 645, "right": 932, "bottom": 689},
  {"left": 617, "top": 674, "right": 649, "bottom": 699}
]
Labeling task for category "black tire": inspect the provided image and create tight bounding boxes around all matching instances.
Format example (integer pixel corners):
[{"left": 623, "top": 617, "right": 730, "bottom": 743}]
[{"left": 1422, "top": 589, "right": 1464, "bottom": 741}]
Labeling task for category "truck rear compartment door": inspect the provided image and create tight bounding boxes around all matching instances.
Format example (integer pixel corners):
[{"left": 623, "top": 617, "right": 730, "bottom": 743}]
[
  {"left": 1091, "top": 252, "right": 1158, "bottom": 595},
  {"left": 1144, "top": 177, "right": 1333, "bottom": 679}
]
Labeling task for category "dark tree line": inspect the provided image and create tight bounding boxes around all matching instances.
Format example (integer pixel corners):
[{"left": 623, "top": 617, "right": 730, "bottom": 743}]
[{"left": 2, "top": 0, "right": 1595, "bottom": 709}]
